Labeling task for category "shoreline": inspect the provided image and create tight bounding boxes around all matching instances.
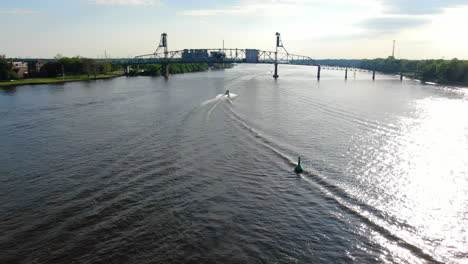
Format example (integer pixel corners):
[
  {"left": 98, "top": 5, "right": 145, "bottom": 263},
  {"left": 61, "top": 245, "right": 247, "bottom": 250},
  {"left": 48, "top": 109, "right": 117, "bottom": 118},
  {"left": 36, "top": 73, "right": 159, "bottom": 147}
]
[
  {"left": 0, "top": 74, "right": 124, "bottom": 88},
  {"left": 398, "top": 74, "right": 468, "bottom": 89},
  {"left": 2, "top": 68, "right": 466, "bottom": 89}
]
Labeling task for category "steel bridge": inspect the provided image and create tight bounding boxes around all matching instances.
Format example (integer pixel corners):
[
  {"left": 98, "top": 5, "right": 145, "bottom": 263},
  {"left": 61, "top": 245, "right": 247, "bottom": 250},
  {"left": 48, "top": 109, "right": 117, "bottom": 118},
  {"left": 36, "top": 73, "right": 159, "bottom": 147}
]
[
  {"left": 116, "top": 32, "right": 319, "bottom": 79},
  {"left": 122, "top": 48, "right": 314, "bottom": 66}
]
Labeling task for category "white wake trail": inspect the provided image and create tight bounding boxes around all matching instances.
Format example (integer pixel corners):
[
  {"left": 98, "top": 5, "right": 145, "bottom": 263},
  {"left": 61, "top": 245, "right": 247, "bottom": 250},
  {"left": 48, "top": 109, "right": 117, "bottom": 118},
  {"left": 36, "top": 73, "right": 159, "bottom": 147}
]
[{"left": 202, "top": 93, "right": 238, "bottom": 122}]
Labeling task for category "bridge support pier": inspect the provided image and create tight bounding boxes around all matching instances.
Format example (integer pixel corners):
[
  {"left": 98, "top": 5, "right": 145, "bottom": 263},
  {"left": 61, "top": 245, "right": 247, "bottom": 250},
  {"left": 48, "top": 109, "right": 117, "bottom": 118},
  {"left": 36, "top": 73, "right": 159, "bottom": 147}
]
[
  {"left": 317, "top": 65, "right": 321, "bottom": 80},
  {"left": 273, "top": 63, "right": 279, "bottom": 79},
  {"left": 163, "top": 63, "right": 170, "bottom": 78},
  {"left": 125, "top": 65, "right": 130, "bottom": 75}
]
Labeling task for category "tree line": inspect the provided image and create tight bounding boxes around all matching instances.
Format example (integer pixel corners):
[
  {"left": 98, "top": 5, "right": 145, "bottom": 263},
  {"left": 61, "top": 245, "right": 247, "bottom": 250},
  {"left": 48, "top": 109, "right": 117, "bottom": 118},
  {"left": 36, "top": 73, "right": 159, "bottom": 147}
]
[
  {"left": 0, "top": 55, "right": 121, "bottom": 81},
  {"left": 0, "top": 54, "right": 215, "bottom": 81},
  {"left": 129, "top": 63, "right": 209, "bottom": 76},
  {"left": 360, "top": 57, "right": 468, "bottom": 84},
  {"left": 43, "top": 56, "right": 119, "bottom": 78}
]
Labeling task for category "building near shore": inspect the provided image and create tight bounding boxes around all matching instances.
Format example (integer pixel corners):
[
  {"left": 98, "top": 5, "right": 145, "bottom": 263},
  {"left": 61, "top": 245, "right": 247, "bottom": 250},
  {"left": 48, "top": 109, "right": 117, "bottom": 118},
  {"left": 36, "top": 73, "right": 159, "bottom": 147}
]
[{"left": 12, "top": 61, "right": 28, "bottom": 78}]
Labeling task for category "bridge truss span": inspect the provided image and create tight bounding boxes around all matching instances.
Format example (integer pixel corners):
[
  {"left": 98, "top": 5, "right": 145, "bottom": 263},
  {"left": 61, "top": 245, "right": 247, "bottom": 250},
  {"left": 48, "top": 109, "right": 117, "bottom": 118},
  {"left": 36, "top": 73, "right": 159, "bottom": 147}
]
[
  {"left": 133, "top": 48, "right": 315, "bottom": 66},
  {"left": 126, "top": 32, "right": 372, "bottom": 80},
  {"left": 132, "top": 32, "right": 317, "bottom": 72}
]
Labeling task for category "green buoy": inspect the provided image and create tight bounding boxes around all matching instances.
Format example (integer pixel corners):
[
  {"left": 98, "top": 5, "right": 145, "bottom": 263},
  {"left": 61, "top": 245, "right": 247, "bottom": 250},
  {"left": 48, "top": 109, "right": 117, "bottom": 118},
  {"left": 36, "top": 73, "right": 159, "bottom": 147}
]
[{"left": 294, "top": 156, "right": 303, "bottom": 173}]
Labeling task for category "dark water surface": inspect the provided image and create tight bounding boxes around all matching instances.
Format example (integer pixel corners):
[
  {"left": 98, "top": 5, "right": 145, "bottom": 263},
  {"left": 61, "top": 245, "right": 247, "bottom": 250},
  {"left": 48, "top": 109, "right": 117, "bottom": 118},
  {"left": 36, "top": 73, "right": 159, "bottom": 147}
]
[{"left": 1, "top": 65, "right": 467, "bottom": 263}]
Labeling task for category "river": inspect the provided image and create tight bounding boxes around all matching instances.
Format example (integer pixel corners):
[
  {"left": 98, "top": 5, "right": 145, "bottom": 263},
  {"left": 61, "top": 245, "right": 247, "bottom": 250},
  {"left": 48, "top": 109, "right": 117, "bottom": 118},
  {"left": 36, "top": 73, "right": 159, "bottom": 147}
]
[{"left": 1, "top": 64, "right": 467, "bottom": 263}]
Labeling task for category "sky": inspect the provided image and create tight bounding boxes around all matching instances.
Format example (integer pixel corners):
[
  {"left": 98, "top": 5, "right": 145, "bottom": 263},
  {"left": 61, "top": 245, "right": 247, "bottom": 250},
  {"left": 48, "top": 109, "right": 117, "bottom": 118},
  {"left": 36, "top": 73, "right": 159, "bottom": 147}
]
[{"left": 1, "top": 0, "right": 468, "bottom": 59}]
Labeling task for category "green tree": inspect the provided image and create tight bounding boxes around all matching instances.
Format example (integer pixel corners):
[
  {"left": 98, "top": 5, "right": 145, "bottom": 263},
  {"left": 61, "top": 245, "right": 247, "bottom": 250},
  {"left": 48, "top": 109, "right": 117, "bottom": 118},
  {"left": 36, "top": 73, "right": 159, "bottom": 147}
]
[
  {"left": 79, "top": 58, "right": 95, "bottom": 78},
  {"left": 43, "top": 62, "right": 62, "bottom": 77},
  {"left": 446, "top": 59, "right": 464, "bottom": 82},
  {"left": 59, "top": 57, "right": 81, "bottom": 75},
  {"left": 145, "top": 64, "right": 162, "bottom": 76},
  {"left": 0, "top": 55, "right": 19, "bottom": 81}
]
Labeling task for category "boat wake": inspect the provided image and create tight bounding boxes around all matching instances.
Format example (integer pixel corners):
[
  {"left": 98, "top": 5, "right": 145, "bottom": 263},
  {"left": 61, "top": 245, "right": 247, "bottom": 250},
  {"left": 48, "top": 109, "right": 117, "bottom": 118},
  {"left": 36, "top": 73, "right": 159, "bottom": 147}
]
[
  {"left": 201, "top": 93, "right": 238, "bottom": 106},
  {"left": 201, "top": 93, "right": 238, "bottom": 122}
]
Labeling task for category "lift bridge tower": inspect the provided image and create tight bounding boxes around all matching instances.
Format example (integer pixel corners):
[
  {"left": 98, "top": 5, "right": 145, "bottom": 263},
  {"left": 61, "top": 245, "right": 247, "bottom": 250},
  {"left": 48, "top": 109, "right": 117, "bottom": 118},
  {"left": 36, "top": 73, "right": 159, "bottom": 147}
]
[
  {"left": 153, "top": 33, "right": 169, "bottom": 76},
  {"left": 273, "top": 32, "right": 288, "bottom": 79},
  {"left": 154, "top": 33, "right": 168, "bottom": 59}
]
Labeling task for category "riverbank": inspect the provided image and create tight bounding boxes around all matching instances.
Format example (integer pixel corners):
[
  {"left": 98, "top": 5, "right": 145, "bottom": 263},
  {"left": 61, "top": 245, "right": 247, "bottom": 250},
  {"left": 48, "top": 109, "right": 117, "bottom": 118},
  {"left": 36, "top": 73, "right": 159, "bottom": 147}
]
[
  {"left": 401, "top": 72, "right": 468, "bottom": 88},
  {"left": 0, "top": 73, "right": 124, "bottom": 87},
  {"left": 1, "top": 63, "right": 235, "bottom": 88}
]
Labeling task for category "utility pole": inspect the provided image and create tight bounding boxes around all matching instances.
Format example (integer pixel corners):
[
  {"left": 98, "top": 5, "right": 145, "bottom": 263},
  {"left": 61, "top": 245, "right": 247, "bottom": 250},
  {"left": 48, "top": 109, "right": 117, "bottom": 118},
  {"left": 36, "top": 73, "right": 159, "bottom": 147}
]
[
  {"left": 392, "top": 40, "right": 396, "bottom": 58},
  {"left": 61, "top": 63, "right": 65, "bottom": 80}
]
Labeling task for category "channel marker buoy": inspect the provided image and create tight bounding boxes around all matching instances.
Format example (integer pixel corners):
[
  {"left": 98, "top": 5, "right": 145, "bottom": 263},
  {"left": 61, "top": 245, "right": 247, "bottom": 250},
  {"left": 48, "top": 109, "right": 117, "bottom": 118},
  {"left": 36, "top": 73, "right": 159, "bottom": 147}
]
[{"left": 294, "top": 156, "right": 303, "bottom": 173}]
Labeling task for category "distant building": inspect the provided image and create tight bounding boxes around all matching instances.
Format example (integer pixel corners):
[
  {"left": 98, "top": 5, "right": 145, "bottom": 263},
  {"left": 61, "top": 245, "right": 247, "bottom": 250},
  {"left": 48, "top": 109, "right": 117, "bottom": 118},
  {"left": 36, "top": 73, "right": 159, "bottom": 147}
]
[
  {"left": 246, "top": 49, "right": 259, "bottom": 63},
  {"left": 12, "top": 61, "right": 28, "bottom": 77},
  {"left": 12, "top": 61, "right": 27, "bottom": 68},
  {"left": 182, "top": 49, "right": 209, "bottom": 60}
]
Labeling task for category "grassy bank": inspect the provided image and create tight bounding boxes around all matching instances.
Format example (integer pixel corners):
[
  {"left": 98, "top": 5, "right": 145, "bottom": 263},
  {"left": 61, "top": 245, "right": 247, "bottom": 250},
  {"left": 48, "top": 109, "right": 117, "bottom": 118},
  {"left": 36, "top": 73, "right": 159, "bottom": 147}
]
[{"left": 0, "top": 73, "right": 123, "bottom": 87}]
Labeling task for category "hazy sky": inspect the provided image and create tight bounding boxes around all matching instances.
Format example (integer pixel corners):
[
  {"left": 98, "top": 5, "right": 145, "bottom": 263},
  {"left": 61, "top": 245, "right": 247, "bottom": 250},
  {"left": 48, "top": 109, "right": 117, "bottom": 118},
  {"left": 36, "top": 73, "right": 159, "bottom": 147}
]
[{"left": 1, "top": 0, "right": 468, "bottom": 59}]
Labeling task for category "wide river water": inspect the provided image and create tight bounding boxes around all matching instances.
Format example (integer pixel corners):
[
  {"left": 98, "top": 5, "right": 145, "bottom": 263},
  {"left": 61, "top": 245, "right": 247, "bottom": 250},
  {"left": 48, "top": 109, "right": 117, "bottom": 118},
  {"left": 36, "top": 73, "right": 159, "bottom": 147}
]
[{"left": 1, "top": 64, "right": 467, "bottom": 263}]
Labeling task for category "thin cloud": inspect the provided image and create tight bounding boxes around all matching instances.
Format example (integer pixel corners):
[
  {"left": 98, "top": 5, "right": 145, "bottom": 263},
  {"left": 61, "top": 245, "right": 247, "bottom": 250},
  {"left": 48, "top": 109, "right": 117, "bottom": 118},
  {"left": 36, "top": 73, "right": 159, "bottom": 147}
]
[
  {"left": 311, "top": 32, "right": 374, "bottom": 41},
  {"left": 180, "top": 0, "right": 468, "bottom": 17},
  {"left": 380, "top": 0, "right": 468, "bottom": 14},
  {"left": 359, "top": 17, "right": 430, "bottom": 35},
  {"left": 88, "top": 0, "right": 160, "bottom": 5},
  {"left": 180, "top": 6, "right": 250, "bottom": 16},
  {"left": 0, "top": 9, "right": 41, "bottom": 15},
  {"left": 179, "top": 1, "right": 333, "bottom": 17}
]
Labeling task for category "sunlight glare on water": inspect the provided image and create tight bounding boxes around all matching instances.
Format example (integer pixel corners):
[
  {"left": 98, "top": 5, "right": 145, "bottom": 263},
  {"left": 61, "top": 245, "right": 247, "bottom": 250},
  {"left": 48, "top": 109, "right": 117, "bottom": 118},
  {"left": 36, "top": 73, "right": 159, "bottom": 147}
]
[{"left": 347, "top": 91, "right": 468, "bottom": 263}]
